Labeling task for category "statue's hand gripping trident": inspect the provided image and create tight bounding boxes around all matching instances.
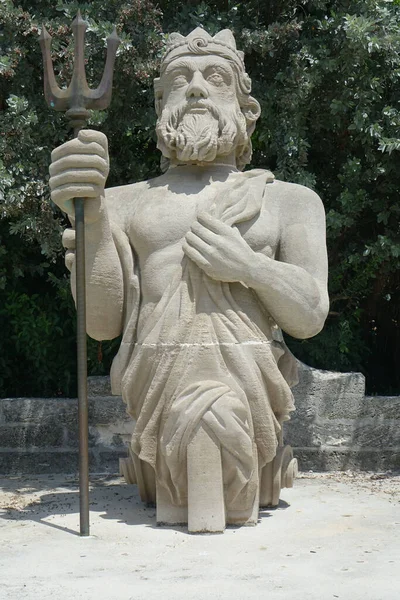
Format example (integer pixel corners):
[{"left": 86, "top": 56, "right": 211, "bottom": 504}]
[{"left": 39, "top": 12, "right": 120, "bottom": 537}]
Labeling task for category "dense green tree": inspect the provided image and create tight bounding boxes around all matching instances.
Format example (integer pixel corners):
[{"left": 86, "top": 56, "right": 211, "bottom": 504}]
[{"left": 0, "top": 0, "right": 399, "bottom": 396}]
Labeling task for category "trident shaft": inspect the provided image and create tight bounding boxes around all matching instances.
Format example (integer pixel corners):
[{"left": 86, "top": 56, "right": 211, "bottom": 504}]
[{"left": 39, "top": 12, "right": 120, "bottom": 537}]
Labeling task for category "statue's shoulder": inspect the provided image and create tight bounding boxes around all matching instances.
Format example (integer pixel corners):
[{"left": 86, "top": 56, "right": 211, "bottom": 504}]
[
  {"left": 104, "top": 177, "right": 157, "bottom": 226},
  {"left": 265, "top": 178, "right": 325, "bottom": 222},
  {"left": 105, "top": 178, "right": 152, "bottom": 205}
]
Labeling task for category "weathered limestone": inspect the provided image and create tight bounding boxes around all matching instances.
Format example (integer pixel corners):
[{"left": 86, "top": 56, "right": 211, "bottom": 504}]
[
  {"left": 48, "top": 28, "right": 330, "bottom": 532},
  {"left": 287, "top": 363, "right": 400, "bottom": 470},
  {"left": 1, "top": 372, "right": 400, "bottom": 476},
  {"left": 187, "top": 426, "right": 226, "bottom": 532}
]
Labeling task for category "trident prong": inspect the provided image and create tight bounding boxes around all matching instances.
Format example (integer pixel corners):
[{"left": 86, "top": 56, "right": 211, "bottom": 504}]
[
  {"left": 39, "top": 12, "right": 121, "bottom": 538},
  {"left": 38, "top": 25, "right": 70, "bottom": 110},
  {"left": 89, "top": 27, "right": 120, "bottom": 109},
  {"left": 39, "top": 10, "right": 120, "bottom": 129}
]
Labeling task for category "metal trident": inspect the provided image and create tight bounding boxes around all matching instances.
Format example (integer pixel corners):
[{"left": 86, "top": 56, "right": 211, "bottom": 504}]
[
  {"left": 39, "top": 12, "right": 120, "bottom": 537},
  {"left": 39, "top": 11, "right": 120, "bottom": 130}
]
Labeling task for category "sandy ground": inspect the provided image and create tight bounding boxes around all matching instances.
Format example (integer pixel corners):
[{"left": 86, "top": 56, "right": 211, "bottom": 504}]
[{"left": 0, "top": 471, "right": 399, "bottom": 600}]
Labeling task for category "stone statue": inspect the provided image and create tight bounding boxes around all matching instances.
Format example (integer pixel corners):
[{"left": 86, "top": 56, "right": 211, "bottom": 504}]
[{"left": 49, "top": 28, "right": 329, "bottom": 532}]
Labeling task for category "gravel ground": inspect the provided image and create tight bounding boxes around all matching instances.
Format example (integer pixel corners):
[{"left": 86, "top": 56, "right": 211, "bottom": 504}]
[{"left": 0, "top": 471, "right": 399, "bottom": 600}]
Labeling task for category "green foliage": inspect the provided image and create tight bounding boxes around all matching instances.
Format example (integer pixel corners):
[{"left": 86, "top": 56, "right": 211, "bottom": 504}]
[
  {"left": 1, "top": 0, "right": 399, "bottom": 396},
  {"left": 0, "top": 0, "right": 163, "bottom": 397}
]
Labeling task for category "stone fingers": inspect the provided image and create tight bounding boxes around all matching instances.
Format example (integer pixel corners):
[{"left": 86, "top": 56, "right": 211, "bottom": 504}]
[
  {"left": 62, "top": 228, "right": 76, "bottom": 272},
  {"left": 182, "top": 240, "right": 211, "bottom": 270},
  {"left": 62, "top": 228, "right": 75, "bottom": 249},
  {"left": 51, "top": 184, "right": 103, "bottom": 217},
  {"left": 51, "top": 130, "right": 108, "bottom": 163},
  {"left": 51, "top": 183, "right": 103, "bottom": 204},
  {"left": 65, "top": 250, "right": 75, "bottom": 272},
  {"left": 190, "top": 220, "right": 220, "bottom": 246},
  {"left": 50, "top": 168, "right": 106, "bottom": 191},
  {"left": 185, "top": 230, "right": 213, "bottom": 255},
  {"left": 49, "top": 154, "right": 108, "bottom": 177}
]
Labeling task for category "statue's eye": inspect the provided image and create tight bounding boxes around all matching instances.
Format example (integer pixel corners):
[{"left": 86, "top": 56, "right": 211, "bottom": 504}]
[
  {"left": 206, "top": 72, "right": 224, "bottom": 86},
  {"left": 171, "top": 74, "right": 188, "bottom": 88}
]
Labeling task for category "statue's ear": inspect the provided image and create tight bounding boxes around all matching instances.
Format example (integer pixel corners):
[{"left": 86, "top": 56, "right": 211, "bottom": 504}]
[
  {"left": 154, "top": 78, "right": 163, "bottom": 117},
  {"left": 242, "top": 95, "right": 261, "bottom": 125}
]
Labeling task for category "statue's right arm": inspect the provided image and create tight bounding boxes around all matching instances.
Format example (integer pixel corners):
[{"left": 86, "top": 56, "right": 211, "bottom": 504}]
[{"left": 50, "top": 129, "right": 124, "bottom": 341}]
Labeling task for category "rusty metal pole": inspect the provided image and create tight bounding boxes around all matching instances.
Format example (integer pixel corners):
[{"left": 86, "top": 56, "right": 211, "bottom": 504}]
[{"left": 39, "top": 11, "right": 120, "bottom": 536}]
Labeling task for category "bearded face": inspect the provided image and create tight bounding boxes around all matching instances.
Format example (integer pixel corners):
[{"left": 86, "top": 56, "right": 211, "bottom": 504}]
[
  {"left": 156, "top": 97, "right": 249, "bottom": 165},
  {"left": 154, "top": 53, "right": 259, "bottom": 169}
]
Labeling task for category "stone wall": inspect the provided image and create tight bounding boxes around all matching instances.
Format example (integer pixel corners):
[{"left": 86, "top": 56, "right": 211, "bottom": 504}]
[
  {"left": 286, "top": 363, "right": 400, "bottom": 471},
  {"left": 0, "top": 363, "right": 399, "bottom": 475},
  {"left": 0, "top": 377, "right": 129, "bottom": 475}
]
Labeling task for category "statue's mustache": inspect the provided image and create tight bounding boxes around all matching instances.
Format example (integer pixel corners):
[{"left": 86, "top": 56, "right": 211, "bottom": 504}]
[
  {"left": 171, "top": 99, "right": 221, "bottom": 128},
  {"left": 184, "top": 99, "right": 216, "bottom": 112}
]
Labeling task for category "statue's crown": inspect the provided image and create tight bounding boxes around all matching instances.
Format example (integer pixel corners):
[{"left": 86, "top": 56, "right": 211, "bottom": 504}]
[{"left": 161, "top": 27, "right": 245, "bottom": 70}]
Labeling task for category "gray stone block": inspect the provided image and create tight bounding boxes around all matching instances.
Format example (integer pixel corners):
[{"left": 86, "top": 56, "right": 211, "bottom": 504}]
[
  {"left": 97, "top": 449, "right": 128, "bottom": 473},
  {"left": 0, "top": 424, "right": 65, "bottom": 448},
  {"left": 293, "top": 447, "right": 400, "bottom": 472},
  {"left": 65, "top": 423, "right": 99, "bottom": 447},
  {"left": 88, "top": 396, "right": 129, "bottom": 425},
  {"left": 362, "top": 396, "right": 400, "bottom": 420},
  {"left": 88, "top": 376, "right": 113, "bottom": 397},
  {"left": 285, "top": 418, "right": 400, "bottom": 449},
  {"left": 1, "top": 398, "right": 74, "bottom": 425},
  {"left": 350, "top": 419, "right": 400, "bottom": 448},
  {"left": 0, "top": 448, "right": 129, "bottom": 475},
  {"left": 284, "top": 417, "right": 316, "bottom": 447},
  {"left": 0, "top": 450, "right": 80, "bottom": 475},
  {"left": 292, "top": 362, "right": 366, "bottom": 419}
]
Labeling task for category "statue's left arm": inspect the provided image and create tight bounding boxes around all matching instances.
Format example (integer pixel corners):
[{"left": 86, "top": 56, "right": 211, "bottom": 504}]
[
  {"left": 245, "top": 185, "right": 329, "bottom": 339},
  {"left": 183, "top": 183, "right": 329, "bottom": 339}
]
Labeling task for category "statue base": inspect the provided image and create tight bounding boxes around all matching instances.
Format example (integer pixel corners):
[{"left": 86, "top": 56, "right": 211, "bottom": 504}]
[{"left": 119, "top": 435, "right": 298, "bottom": 533}]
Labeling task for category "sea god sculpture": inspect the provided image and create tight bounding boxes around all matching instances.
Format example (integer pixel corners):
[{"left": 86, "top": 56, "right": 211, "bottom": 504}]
[{"left": 49, "top": 28, "right": 329, "bottom": 532}]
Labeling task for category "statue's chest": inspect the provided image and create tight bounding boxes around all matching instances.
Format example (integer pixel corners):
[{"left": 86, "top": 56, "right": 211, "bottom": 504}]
[
  {"left": 129, "top": 189, "right": 207, "bottom": 254},
  {"left": 128, "top": 186, "right": 280, "bottom": 257}
]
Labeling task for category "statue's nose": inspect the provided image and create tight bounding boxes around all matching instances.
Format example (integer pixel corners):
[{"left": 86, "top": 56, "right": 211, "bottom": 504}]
[{"left": 186, "top": 71, "right": 209, "bottom": 99}]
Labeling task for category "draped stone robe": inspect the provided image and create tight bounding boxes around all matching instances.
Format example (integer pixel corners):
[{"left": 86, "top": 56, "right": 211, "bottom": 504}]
[{"left": 109, "top": 169, "right": 297, "bottom": 511}]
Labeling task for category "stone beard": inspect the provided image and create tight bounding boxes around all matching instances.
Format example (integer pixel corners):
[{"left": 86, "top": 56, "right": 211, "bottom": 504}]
[{"left": 156, "top": 97, "right": 249, "bottom": 164}]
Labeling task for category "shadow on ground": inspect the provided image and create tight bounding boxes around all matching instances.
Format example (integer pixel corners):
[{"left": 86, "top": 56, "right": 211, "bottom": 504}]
[
  {"left": 0, "top": 474, "right": 292, "bottom": 536},
  {"left": 0, "top": 475, "right": 155, "bottom": 536}
]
